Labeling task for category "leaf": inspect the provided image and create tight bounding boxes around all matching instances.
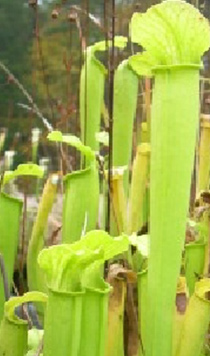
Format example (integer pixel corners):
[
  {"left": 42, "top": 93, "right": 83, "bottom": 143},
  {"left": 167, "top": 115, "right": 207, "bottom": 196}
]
[
  {"left": 129, "top": 52, "right": 156, "bottom": 77},
  {"left": 91, "top": 36, "right": 128, "bottom": 53},
  {"left": 77, "top": 230, "right": 129, "bottom": 261},
  {"left": 38, "top": 244, "right": 104, "bottom": 292},
  {"left": 86, "top": 36, "right": 128, "bottom": 74},
  {"left": 47, "top": 130, "right": 95, "bottom": 160},
  {"left": 5, "top": 292, "right": 48, "bottom": 323},
  {"left": 130, "top": 0, "right": 210, "bottom": 70},
  {"left": 74, "top": 230, "right": 129, "bottom": 289},
  {"left": 3, "top": 163, "right": 44, "bottom": 185},
  {"left": 38, "top": 231, "right": 129, "bottom": 292}
]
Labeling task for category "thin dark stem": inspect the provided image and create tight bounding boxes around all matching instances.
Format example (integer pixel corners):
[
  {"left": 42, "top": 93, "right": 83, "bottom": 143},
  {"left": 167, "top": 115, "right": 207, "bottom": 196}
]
[{"left": 69, "top": 5, "right": 105, "bottom": 33}]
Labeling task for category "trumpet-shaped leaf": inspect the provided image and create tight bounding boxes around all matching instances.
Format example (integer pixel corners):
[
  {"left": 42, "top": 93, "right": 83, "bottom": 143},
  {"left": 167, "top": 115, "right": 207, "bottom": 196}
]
[
  {"left": 90, "top": 36, "right": 127, "bottom": 54},
  {"left": 113, "top": 60, "right": 138, "bottom": 193},
  {"left": 5, "top": 292, "right": 47, "bottom": 323},
  {"left": 80, "top": 37, "right": 127, "bottom": 152},
  {"left": 47, "top": 130, "right": 95, "bottom": 161},
  {"left": 62, "top": 165, "right": 99, "bottom": 243},
  {"left": 137, "top": 270, "right": 148, "bottom": 355},
  {"left": 129, "top": 2, "right": 210, "bottom": 356},
  {"left": 128, "top": 143, "right": 150, "bottom": 234},
  {"left": 73, "top": 230, "right": 129, "bottom": 289},
  {"left": 129, "top": 52, "right": 156, "bottom": 77},
  {"left": 27, "top": 175, "right": 58, "bottom": 293},
  {"left": 198, "top": 115, "right": 210, "bottom": 192},
  {"left": 43, "top": 288, "right": 84, "bottom": 356},
  {"left": 77, "top": 230, "right": 129, "bottom": 356},
  {"left": 0, "top": 193, "right": 23, "bottom": 320},
  {"left": 0, "top": 292, "right": 47, "bottom": 356},
  {"left": 3, "top": 163, "right": 44, "bottom": 185},
  {"left": 176, "top": 279, "right": 210, "bottom": 356},
  {"left": 108, "top": 167, "right": 127, "bottom": 235},
  {"left": 38, "top": 244, "right": 103, "bottom": 292},
  {"left": 79, "top": 287, "right": 111, "bottom": 356},
  {"left": 185, "top": 242, "right": 205, "bottom": 296},
  {"left": 130, "top": 1, "right": 210, "bottom": 68}
]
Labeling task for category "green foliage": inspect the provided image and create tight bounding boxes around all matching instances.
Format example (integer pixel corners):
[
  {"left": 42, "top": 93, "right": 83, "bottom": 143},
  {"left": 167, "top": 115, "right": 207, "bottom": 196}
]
[
  {"left": 3, "top": 163, "right": 44, "bottom": 185},
  {"left": 0, "top": 193, "right": 23, "bottom": 321},
  {"left": 38, "top": 230, "right": 129, "bottom": 292},
  {"left": 113, "top": 59, "right": 138, "bottom": 193},
  {"left": 0, "top": 292, "right": 47, "bottom": 356},
  {"left": 38, "top": 244, "right": 103, "bottom": 292},
  {"left": 5, "top": 292, "right": 47, "bottom": 323},
  {"left": 80, "top": 37, "right": 127, "bottom": 152},
  {"left": 128, "top": 2, "right": 210, "bottom": 356},
  {"left": 0, "top": 0, "right": 33, "bottom": 119},
  {"left": 47, "top": 130, "right": 95, "bottom": 161},
  {"left": 129, "top": 0, "right": 210, "bottom": 75}
]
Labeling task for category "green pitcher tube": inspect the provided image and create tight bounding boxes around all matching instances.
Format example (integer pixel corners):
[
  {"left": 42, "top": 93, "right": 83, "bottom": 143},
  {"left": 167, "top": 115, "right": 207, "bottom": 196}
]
[
  {"left": 113, "top": 60, "right": 138, "bottom": 194},
  {"left": 0, "top": 192, "right": 23, "bottom": 320},
  {"left": 185, "top": 242, "right": 205, "bottom": 296},
  {"left": 176, "top": 279, "right": 210, "bottom": 356},
  {"left": 105, "top": 272, "right": 126, "bottom": 356},
  {"left": 80, "top": 38, "right": 127, "bottom": 153},
  {"left": 129, "top": 3, "right": 210, "bottom": 356},
  {"left": 27, "top": 175, "right": 58, "bottom": 293},
  {"left": 79, "top": 286, "right": 111, "bottom": 356},
  {"left": 0, "top": 317, "right": 27, "bottom": 356},
  {"left": 137, "top": 270, "right": 147, "bottom": 356},
  {"left": 43, "top": 288, "right": 84, "bottom": 356},
  {"left": 62, "top": 166, "right": 99, "bottom": 243},
  {"left": 140, "top": 122, "right": 150, "bottom": 145},
  {"left": 172, "top": 276, "right": 187, "bottom": 356},
  {"left": 109, "top": 168, "right": 127, "bottom": 236},
  {"left": 198, "top": 114, "right": 210, "bottom": 192},
  {"left": 128, "top": 143, "right": 150, "bottom": 234},
  {"left": 147, "top": 65, "right": 200, "bottom": 356},
  {"left": 0, "top": 291, "right": 47, "bottom": 356},
  {"left": 80, "top": 51, "right": 106, "bottom": 151}
]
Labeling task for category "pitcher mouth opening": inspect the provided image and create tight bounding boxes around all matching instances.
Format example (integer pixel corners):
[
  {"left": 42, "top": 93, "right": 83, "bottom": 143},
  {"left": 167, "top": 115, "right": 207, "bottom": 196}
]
[
  {"left": 48, "top": 287, "right": 85, "bottom": 296},
  {"left": 152, "top": 63, "right": 202, "bottom": 74}
]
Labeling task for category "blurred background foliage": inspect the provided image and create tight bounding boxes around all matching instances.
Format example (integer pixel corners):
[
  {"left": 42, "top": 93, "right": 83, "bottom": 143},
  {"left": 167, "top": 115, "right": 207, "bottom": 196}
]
[{"left": 0, "top": 0, "right": 209, "bottom": 167}]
